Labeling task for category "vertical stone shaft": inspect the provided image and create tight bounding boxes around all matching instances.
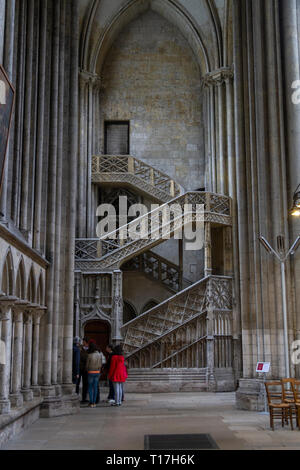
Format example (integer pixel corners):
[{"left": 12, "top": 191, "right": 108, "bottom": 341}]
[
  {"left": 31, "top": 312, "right": 41, "bottom": 395},
  {"left": 51, "top": 0, "right": 65, "bottom": 386},
  {"left": 0, "top": 0, "right": 16, "bottom": 220},
  {"left": 20, "top": 0, "right": 35, "bottom": 233},
  {"left": 0, "top": 308, "right": 12, "bottom": 414},
  {"left": 78, "top": 73, "right": 88, "bottom": 238},
  {"left": 33, "top": 0, "right": 48, "bottom": 251},
  {"left": 22, "top": 311, "right": 33, "bottom": 401},
  {"left": 10, "top": 310, "right": 24, "bottom": 407},
  {"left": 232, "top": 0, "right": 252, "bottom": 377},
  {"left": 43, "top": 0, "right": 60, "bottom": 387},
  {"left": 62, "top": 0, "right": 79, "bottom": 387},
  {"left": 218, "top": 82, "right": 227, "bottom": 194},
  {"left": 281, "top": 0, "right": 300, "bottom": 364}
]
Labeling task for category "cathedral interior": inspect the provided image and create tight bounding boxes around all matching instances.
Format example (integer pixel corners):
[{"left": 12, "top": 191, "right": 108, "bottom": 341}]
[{"left": 0, "top": 0, "right": 300, "bottom": 449}]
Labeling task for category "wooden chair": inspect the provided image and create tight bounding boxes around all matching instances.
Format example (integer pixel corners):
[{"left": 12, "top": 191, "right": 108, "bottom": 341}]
[
  {"left": 282, "top": 378, "right": 297, "bottom": 427},
  {"left": 292, "top": 380, "right": 300, "bottom": 429},
  {"left": 265, "top": 381, "right": 294, "bottom": 431},
  {"left": 281, "top": 378, "right": 295, "bottom": 404}
]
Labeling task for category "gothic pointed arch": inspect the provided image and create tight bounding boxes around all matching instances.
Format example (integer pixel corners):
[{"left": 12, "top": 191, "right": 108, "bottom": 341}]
[
  {"left": 36, "top": 271, "right": 45, "bottom": 306},
  {"left": 1, "top": 248, "right": 14, "bottom": 296},
  {"left": 80, "top": 0, "right": 225, "bottom": 76},
  {"left": 123, "top": 300, "right": 137, "bottom": 324},
  {"left": 15, "top": 257, "right": 26, "bottom": 300},
  {"left": 27, "top": 266, "right": 36, "bottom": 304}
]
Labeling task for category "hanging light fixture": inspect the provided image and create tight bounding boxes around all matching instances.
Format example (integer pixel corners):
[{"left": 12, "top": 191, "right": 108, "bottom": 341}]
[{"left": 291, "top": 184, "right": 300, "bottom": 217}]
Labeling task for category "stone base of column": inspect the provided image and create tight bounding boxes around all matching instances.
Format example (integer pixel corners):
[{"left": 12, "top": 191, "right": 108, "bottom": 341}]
[
  {"left": 39, "top": 394, "right": 79, "bottom": 418},
  {"left": 21, "top": 388, "right": 34, "bottom": 402},
  {"left": 40, "top": 385, "right": 56, "bottom": 398},
  {"left": 55, "top": 384, "right": 62, "bottom": 397},
  {"left": 235, "top": 378, "right": 265, "bottom": 411},
  {"left": 31, "top": 386, "right": 41, "bottom": 397},
  {"left": 207, "top": 369, "right": 217, "bottom": 392},
  {"left": 0, "top": 399, "right": 11, "bottom": 414},
  {"left": 9, "top": 393, "right": 24, "bottom": 408},
  {"left": 60, "top": 383, "right": 76, "bottom": 396}
]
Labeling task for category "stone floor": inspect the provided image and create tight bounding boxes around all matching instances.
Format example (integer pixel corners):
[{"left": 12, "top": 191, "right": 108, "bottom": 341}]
[{"left": 2, "top": 392, "right": 300, "bottom": 450}]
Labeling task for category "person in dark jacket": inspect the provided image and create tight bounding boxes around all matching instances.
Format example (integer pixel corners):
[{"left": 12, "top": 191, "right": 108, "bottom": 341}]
[
  {"left": 72, "top": 336, "right": 81, "bottom": 386},
  {"left": 108, "top": 344, "right": 128, "bottom": 406},
  {"left": 104, "top": 344, "right": 115, "bottom": 403},
  {"left": 77, "top": 337, "right": 89, "bottom": 402}
]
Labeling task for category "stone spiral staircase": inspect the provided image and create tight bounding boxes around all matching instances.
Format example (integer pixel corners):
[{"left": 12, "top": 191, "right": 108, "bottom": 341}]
[{"left": 75, "top": 154, "right": 234, "bottom": 391}]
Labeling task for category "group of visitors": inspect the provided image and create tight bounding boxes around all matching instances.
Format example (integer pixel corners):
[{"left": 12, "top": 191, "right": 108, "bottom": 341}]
[{"left": 72, "top": 337, "right": 128, "bottom": 408}]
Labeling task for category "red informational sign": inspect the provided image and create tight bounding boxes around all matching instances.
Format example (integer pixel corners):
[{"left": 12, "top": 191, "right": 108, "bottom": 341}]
[{"left": 256, "top": 362, "right": 270, "bottom": 373}]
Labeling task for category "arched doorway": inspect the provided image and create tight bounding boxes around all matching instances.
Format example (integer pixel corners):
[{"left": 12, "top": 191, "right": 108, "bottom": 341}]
[
  {"left": 123, "top": 300, "right": 137, "bottom": 324},
  {"left": 84, "top": 320, "right": 110, "bottom": 354}
]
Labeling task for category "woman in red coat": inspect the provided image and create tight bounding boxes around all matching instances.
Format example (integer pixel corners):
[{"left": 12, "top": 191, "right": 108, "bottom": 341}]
[{"left": 108, "top": 344, "right": 128, "bottom": 406}]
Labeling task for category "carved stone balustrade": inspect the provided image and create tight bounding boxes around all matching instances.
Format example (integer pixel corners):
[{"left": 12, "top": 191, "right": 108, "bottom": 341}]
[
  {"left": 75, "top": 192, "right": 232, "bottom": 272},
  {"left": 92, "top": 155, "right": 183, "bottom": 203}
]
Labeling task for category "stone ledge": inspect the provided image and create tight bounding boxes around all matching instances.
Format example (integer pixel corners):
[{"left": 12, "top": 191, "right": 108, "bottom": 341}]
[
  {"left": 39, "top": 394, "right": 80, "bottom": 418},
  {"left": 0, "top": 398, "right": 42, "bottom": 448}
]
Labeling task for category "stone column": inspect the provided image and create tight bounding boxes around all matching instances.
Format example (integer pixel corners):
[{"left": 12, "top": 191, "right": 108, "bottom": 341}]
[
  {"left": 281, "top": 0, "right": 300, "bottom": 360},
  {"left": 61, "top": 0, "right": 79, "bottom": 395},
  {"left": 31, "top": 311, "right": 43, "bottom": 397},
  {"left": 33, "top": 0, "right": 48, "bottom": 251},
  {"left": 0, "top": 307, "right": 12, "bottom": 414},
  {"left": 0, "top": 0, "right": 15, "bottom": 221},
  {"left": 112, "top": 270, "right": 123, "bottom": 343},
  {"left": 206, "top": 287, "right": 216, "bottom": 390},
  {"left": 10, "top": 309, "right": 24, "bottom": 407},
  {"left": 21, "top": 310, "right": 33, "bottom": 402},
  {"left": 78, "top": 71, "right": 89, "bottom": 238},
  {"left": 202, "top": 68, "right": 233, "bottom": 196},
  {"left": 206, "top": 278, "right": 218, "bottom": 391},
  {"left": 74, "top": 272, "right": 81, "bottom": 337}
]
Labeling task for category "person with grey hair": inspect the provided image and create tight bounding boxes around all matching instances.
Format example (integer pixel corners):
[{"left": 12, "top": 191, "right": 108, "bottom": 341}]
[{"left": 72, "top": 336, "right": 81, "bottom": 386}]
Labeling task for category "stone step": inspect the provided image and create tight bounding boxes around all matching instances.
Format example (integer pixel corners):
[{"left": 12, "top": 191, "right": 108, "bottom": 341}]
[{"left": 125, "top": 369, "right": 208, "bottom": 392}]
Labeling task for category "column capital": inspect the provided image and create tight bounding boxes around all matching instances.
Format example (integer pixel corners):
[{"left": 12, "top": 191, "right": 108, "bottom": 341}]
[
  {"left": 32, "top": 307, "right": 47, "bottom": 325},
  {"left": 0, "top": 308, "right": 11, "bottom": 321},
  {"left": 23, "top": 311, "right": 33, "bottom": 324},
  {"left": 0, "top": 295, "right": 18, "bottom": 311},
  {"left": 202, "top": 67, "right": 234, "bottom": 88},
  {"left": 12, "top": 309, "right": 23, "bottom": 322},
  {"left": 79, "top": 69, "right": 103, "bottom": 90}
]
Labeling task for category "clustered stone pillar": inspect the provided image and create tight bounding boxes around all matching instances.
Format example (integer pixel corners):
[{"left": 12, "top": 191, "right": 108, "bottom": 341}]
[
  {"left": 281, "top": 0, "right": 300, "bottom": 377},
  {"left": 78, "top": 70, "right": 102, "bottom": 240},
  {"left": 0, "top": 302, "right": 46, "bottom": 415},
  {"left": 202, "top": 68, "right": 234, "bottom": 196}
]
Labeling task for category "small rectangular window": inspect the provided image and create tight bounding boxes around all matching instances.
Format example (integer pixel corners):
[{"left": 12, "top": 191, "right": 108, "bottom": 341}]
[{"left": 104, "top": 121, "right": 130, "bottom": 155}]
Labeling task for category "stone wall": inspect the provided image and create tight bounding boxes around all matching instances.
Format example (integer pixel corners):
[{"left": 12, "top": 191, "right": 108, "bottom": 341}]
[{"left": 100, "top": 10, "right": 205, "bottom": 192}]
